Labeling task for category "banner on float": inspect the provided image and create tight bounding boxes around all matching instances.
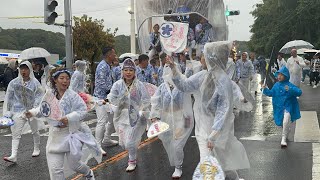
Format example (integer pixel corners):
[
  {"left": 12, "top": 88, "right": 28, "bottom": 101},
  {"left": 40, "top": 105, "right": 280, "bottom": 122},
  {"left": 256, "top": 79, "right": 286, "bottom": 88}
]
[{"left": 159, "top": 22, "right": 189, "bottom": 53}]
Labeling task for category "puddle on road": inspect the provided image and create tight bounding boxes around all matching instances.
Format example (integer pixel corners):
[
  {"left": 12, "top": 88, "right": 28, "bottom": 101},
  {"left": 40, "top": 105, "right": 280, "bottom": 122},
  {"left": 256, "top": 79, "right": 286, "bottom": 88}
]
[{"left": 236, "top": 92, "right": 280, "bottom": 140}]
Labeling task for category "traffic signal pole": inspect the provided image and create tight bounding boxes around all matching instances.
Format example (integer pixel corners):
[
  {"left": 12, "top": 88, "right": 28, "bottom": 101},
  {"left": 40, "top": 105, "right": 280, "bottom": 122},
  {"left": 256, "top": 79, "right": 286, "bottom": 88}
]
[{"left": 64, "top": 0, "right": 73, "bottom": 69}]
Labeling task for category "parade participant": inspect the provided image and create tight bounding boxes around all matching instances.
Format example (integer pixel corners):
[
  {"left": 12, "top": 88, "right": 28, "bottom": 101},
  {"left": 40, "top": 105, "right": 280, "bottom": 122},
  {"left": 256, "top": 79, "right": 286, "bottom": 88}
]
[
  {"left": 26, "top": 67, "right": 100, "bottom": 179},
  {"left": 150, "top": 64, "right": 194, "bottom": 179},
  {"left": 250, "top": 52, "right": 260, "bottom": 95},
  {"left": 258, "top": 56, "right": 267, "bottom": 84},
  {"left": 93, "top": 47, "right": 118, "bottom": 155},
  {"left": 148, "top": 24, "right": 162, "bottom": 60},
  {"left": 262, "top": 66, "right": 302, "bottom": 148},
  {"left": 195, "top": 17, "right": 214, "bottom": 56},
  {"left": 3, "top": 61, "right": 44, "bottom": 163},
  {"left": 3, "top": 59, "right": 18, "bottom": 90},
  {"left": 107, "top": 59, "right": 151, "bottom": 172},
  {"left": 112, "top": 56, "right": 122, "bottom": 82},
  {"left": 236, "top": 52, "right": 254, "bottom": 91},
  {"left": 168, "top": 41, "right": 250, "bottom": 180},
  {"left": 286, "top": 49, "right": 306, "bottom": 87},
  {"left": 179, "top": 52, "right": 202, "bottom": 78},
  {"left": 156, "top": 53, "right": 167, "bottom": 86},
  {"left": 70, "top": 60, "right": 87, "bottom": 93},
  {"left": 136, "top": 54, "right": 157, "bottom": 85}
]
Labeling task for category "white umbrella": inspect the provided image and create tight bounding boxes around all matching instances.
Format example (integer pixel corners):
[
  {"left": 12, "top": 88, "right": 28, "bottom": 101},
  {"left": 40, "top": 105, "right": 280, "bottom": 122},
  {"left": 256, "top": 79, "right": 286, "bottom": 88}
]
[
  {"left": 297, "top": 48, "right": 311, "bottom": 55},
  {"left": 0, "top": 57, "right": 8, "bottom": 64},
  {"left": 279, "top": 40, "right": 314, "bottom": 54},
  {"left": 119, "top": 53, "right": 138, "bottom": 62},
  {"left": 19, "top": 47, "right": 51, "bottom": 60},
  {"left": 304, "top": 49, "right": 320, "bottom": 53}
]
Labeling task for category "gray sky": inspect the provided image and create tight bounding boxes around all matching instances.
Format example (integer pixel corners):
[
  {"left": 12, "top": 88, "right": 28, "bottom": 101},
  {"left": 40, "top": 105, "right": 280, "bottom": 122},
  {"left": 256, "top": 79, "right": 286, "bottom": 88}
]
[{"left": 0, "top": 0, "right": 262, "bottom": 41}]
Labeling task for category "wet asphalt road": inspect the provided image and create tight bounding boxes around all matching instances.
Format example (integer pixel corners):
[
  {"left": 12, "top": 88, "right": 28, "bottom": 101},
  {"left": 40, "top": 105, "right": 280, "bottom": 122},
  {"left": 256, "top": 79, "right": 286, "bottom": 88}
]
[{"left": 0, "top": 82, "right": 318, "bottom": 180}]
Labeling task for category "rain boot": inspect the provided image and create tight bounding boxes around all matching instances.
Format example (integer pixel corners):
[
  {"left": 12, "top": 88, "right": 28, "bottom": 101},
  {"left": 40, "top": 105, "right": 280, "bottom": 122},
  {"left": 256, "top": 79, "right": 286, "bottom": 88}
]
[
  {"left": 102, "top": 122, "right": 118, "bottom": 147},
  {"left": 3, "top": 139, "right": 20, "bottom": 163},
  {"left": 172, "top": 165, "right": 183, "bottom": 179},
  {"left": 32, "top": 133, "right": 40, "bottom": 157},
  {"left": 281, "top": 113, "right": 290, "bottom": 148}
]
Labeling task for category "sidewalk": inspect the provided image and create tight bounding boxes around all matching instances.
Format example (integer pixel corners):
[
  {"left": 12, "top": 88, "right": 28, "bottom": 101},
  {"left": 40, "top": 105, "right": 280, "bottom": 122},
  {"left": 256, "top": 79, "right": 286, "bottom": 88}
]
[{"left": 299, "top": 81, "right": 320, "bottom": 180}]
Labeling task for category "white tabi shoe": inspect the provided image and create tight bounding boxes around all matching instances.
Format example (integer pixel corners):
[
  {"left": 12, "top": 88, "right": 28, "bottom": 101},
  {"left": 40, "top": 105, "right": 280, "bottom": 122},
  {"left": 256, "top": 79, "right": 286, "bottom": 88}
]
[
  {"left": 126, "top": 160, "right": 137, "bottom": 172},
  {"left": 32, "top": 146, "right": 40, "bottom": 157},
  {"left": 85, "top": 170, "right": 95, "bottom": 180},
  {"left": 102, "top": 139, "right": 118, "bottom": 147},
  {"left": 3, "top": 155, "right": 17, "bottom": 163},
  {"left": 100, "top": 148, "right": 107, "bottom": 156},
  {"left": 172, "top": 167, "right": 183, "bottom": 179}
]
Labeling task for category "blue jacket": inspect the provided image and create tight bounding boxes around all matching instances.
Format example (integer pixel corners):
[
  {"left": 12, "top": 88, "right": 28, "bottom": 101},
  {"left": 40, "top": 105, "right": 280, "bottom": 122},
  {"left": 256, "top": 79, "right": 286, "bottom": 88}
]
[{"left": 263, "top": 66, "right": 302, "bottom": 126}]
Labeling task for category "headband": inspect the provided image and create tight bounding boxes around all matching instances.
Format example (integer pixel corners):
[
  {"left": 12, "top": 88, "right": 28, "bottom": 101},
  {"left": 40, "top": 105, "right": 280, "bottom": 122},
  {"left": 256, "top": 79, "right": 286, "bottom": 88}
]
[{"left": 52, "top": 69, "right": 71, "bottom": 78}]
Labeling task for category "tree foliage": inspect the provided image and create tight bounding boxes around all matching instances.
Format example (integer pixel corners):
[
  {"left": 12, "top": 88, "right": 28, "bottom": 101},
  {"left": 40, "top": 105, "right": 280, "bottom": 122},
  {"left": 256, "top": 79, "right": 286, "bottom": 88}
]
[
  {"left": 73, "top": 14, "right": 117, "bottom": 63},
  {"left": 114, "top": 35, "right": 140, "bottom": 56},
  {"left": 0, "top": 28, "right": 65, "bottom": 56},
  {"left": 114, "top": 35, "right": 131, "bottom": 56},
  {"left": 248, "top": 0, "right": 320, "bottom": 56}
]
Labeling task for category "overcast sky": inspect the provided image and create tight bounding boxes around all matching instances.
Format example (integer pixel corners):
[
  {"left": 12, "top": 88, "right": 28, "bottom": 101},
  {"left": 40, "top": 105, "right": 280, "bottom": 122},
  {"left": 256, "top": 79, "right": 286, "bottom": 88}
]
[{"left": 0, "top": 0, "right": 262, "bottom": 41}]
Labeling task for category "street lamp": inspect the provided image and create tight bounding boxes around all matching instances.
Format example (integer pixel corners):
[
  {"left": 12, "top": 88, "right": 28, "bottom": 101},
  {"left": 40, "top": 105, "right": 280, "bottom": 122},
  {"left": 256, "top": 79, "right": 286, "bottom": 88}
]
[{"left": 128, "top": 0, "right": 136, "bottom": 54}]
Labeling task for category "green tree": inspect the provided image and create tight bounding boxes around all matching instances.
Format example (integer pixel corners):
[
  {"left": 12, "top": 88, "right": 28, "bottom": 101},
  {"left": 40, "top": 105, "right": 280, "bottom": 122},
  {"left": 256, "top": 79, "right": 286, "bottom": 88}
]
[
  {"left": 0, "top": 28, "right": 65, "bottom": 57},
  {"left": 249, "top": 0, "right": 320, "bottom": 56}
]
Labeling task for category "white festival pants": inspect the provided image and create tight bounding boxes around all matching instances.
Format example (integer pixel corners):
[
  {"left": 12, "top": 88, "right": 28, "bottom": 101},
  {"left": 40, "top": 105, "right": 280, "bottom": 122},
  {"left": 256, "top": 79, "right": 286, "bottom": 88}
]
[
  {"left": 95, "top": 105, "right": 115, "bottom": 145},
  {"left": 10, "top": 116, "right": 40, "bottom": 156},
  {"left": 47, "top": 151, "right": 90, "bottom": 180}
]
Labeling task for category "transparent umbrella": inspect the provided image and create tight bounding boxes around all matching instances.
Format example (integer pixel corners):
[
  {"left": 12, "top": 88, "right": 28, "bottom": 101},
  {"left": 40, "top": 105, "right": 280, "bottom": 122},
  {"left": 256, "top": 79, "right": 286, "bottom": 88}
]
[
  {"left": 279, "top": 40, "right": 314, "bottom": 54},
  {"left": 19, "top": 47, "right": 50, "bottom": 60}
]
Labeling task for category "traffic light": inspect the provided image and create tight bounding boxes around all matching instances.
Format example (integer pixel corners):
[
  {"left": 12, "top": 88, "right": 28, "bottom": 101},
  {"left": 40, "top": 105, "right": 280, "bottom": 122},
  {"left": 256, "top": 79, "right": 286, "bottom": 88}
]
[
  {"left": 44, "top": 0, "right": 58, "bottom": 25},
  {"left": 225, "top": 10, "right": 240, "bottom": 16}
]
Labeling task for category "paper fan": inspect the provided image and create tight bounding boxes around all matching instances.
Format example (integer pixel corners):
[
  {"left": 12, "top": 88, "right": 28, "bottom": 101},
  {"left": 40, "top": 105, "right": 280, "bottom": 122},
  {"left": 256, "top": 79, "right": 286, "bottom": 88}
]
[
  {"left": 147, "top": 121, "right": 170, "bottom": 138},
  {"left": 0, "top": 116, "right": 14, "bottom": 127},
  {"left": 192, "top": 155, "right": 225, "bottom": 180}
]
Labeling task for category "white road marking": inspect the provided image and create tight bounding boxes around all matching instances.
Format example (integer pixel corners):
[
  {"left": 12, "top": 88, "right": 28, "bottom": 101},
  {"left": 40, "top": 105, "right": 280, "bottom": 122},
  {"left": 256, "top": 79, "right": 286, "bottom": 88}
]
[{"left": 313, "top": 143, "right": 320, "bottom": 180}]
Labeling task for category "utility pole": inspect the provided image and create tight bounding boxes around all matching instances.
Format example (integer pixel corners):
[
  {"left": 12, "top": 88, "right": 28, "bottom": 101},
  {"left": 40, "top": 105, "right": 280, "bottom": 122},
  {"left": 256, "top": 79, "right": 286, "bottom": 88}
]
[
  {"left": 129, "top": 0, "right": 136, "bottom": 54},
  {"left": 64, "top": 0, "right": 73, "bottom": 69}
]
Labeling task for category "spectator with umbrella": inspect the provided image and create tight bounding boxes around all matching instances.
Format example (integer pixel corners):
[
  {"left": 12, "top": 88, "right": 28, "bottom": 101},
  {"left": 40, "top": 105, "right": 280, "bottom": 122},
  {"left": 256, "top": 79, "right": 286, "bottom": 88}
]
[{"left": 286, "top": 49, "right": 306, "bottom": 88}]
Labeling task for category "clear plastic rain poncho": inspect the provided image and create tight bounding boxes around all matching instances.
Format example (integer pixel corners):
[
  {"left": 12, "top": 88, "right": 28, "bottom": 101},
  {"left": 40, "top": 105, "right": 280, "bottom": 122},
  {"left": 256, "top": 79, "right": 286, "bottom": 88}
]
[
  {"left": 286, "top": 56, "right": 306, "bottom": 87},
  {"left": 3, "top": 61, "right": 45, "bottom": 134},
  {"left": 171, "top": 41, "right": 250, "bottom": 171},
  {"left": 136, "top": 0, "right": 227, "bottom": 54},
  {"left": 150, "top": 64, "right": 194, "bottom": 167},
  {"left": 107, "top": 62, "right": 151, "bottom": 154},
  {"left": 30, "top": 88, "right": 102, "bottom": 175},
  {"left": 184, "top": 60, "right": 203, "bottom": 78},
  {"left": 70, "top": 60, "right": 87, "bottom": 93},
  {"left": 3, "top": 61, "right": 43, "bottom": 117},
  {"left": 226, "top": 58, "right": 254, "bottom": 112}
]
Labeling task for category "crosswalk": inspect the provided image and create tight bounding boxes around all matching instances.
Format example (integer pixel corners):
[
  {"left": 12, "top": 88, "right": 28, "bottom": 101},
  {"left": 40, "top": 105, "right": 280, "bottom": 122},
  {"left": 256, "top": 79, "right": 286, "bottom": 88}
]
[{"left": 2, "top": 118, "right": 99, "bottom": 137}]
